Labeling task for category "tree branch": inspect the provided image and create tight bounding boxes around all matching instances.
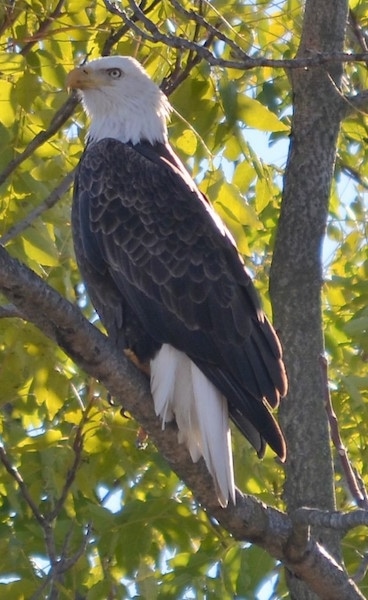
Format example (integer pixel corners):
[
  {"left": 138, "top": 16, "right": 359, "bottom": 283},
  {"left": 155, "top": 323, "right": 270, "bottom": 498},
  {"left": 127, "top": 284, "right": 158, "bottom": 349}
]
[
  {"left": 1, "top": 381, "right": 94, "bottom": 599},
  {"left": 0, "top": 245, "right": 366, "bottom": 599},
  {"left": 293, "top": 507, "right": 368, "bottom": 534},
  {"left": 0, "top": 1, "right": 23, "bottom": 37},
  {"left": 47, "top": 401, "right": 89, "bottom": 521},
  {"left": 115, "top": 1, "right": 368, "bottom": 71},
  {"left": 321, "top": 356, "right": 368, "bottom": 509},
  {"left": 0, "top": 170, "right": 75, "bottom": 245},
  {"left": 0, "top": 444, "right": 47, "bottom": 528},
  {"left": 339, "top": 161, "right": 368, "bottom": 189},
  {"left": 0, "top": 93, "right": 79, "bottom": 188},
  {"left": 348, "top": 9, "right": 368, "bottom": 54},
  {"left": 0, "top": 303, "right": 23, "bottom": 319},
  {"left": 342, "top": 89, "right": 368, "bottom": 117},
  {"left": 102, "top": 0, "right": 162, "bottom": 56},
  {"left": 20, "top": 0, "right": 66, "bottom": 56}
]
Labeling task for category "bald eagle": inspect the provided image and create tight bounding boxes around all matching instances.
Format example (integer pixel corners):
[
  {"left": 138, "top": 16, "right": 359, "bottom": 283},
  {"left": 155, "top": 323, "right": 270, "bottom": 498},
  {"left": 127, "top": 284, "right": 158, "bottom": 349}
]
[{"left": 67, "top": 56, "right": 287, "bottom": 507}]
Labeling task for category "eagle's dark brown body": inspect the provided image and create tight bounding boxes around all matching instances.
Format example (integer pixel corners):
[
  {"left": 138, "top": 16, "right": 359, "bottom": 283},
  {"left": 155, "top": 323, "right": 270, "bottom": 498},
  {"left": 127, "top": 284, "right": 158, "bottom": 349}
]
[
  {"left": 72, "top": 137, "right": 287, "bottom": 461},
  {"left": 68, "top": 54, "right": 287, "bottom": 505}
]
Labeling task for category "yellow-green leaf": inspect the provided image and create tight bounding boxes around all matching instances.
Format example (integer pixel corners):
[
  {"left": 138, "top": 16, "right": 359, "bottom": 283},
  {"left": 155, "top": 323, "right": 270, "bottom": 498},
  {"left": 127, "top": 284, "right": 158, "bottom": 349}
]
[
  {"left": 175, "top": 128, "right": 197, "bottom": 155},
  {"left": 238, "top": 96, "right": 289, "bottom": 132},
  {"left": 0, "top": 81, "right": 15, "bottom": 126}
]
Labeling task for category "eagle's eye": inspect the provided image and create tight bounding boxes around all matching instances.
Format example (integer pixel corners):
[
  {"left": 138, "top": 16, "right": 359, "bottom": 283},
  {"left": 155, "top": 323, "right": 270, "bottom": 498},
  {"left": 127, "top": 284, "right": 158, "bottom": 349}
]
[{"left": 107, "top": 68, "right": 122, "bottom": 79}]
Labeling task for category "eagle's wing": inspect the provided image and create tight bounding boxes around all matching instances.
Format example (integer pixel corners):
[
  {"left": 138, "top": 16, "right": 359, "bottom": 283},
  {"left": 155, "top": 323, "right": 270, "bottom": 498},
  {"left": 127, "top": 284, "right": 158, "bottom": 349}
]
[{"left": 73, "top": 138, "right": 287, "bottom": 460}]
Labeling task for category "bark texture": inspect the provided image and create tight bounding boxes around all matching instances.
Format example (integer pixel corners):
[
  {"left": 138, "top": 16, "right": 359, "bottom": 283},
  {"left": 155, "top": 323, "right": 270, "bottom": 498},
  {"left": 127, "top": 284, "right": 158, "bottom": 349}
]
[{"left": 270, "top": 0, "right": 349, "bottom": 597}]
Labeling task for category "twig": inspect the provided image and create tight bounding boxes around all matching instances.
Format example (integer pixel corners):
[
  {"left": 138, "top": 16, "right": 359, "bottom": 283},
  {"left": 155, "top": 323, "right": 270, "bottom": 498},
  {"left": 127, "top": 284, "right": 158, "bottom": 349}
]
[
  {"left": 20, "top": 0, "right": 66, "bottom": 56},
  {"left": 57, "top": 523, "right": 92, "bottom": 572},
  {"left": 348, "top": 10, "right": 368, "bottom": 54},
  {"left": 0, "top": 0, "right": 22, "bottom": 37},
  {"left": 342, "top": 89, "right": 368, "bottom": 117},
  {"left": 0, "top": 444, "right": 46, "bottom": 527},
  {"left": 47, "top": 399, "right": 92, "bottom": 521},
  {"left": 30, "top": 523, "right": 92, "bottom": 600},
  {"left": 0, "top": 170, "right": 75, "bottom": 245},
  {"left": 160, "top": 9, "right": 217, "bottom": 96},
  {"left": 117, "top": 2, "right": 368, "bottom": 71},
  {"left": 340, "top": 163, "right": 368, "bottom": 190},
  {"left": 0, "top": 394, "right": 93, "bottom": 600},
  {"left": 102, "top": 0, "right": 161, "bottom": 56},
  {"left": 0, "top": 93, "right": 79, "bottom": 188},
  {"left": 353, "top": 552, "right": 368, "bottom": 584},
  {"left": 169, "top": 0, "right": 249, "bottom": 59},
  {"left": 321, "top": 355, "right": 368, "bottom": 509}
]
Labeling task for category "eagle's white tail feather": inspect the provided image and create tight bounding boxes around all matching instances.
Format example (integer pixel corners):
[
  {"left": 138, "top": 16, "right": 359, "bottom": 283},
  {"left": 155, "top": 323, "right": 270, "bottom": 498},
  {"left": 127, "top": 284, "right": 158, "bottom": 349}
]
[{"left": 151, "top": 344, "right": 235, "bottom": 506}]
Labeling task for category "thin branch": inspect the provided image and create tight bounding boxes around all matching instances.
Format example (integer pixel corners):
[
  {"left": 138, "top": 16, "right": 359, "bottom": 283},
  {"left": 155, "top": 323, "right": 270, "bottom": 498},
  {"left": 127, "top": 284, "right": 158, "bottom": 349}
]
[
  {"left": 117, "top": 2, "right": 368, "bottom": 71},
  {"left": 20, "top": 0, "right": 66, "bottom": 56},
  {"left": 0, "top": 0, "right": 22, "bottom": 37},
  {"left": 342, "top": 89, "right": 368, "bottom": 117},
  {"left": 40, "top": 524, "right": 92, "bottom": 600},
  {"left": 321, "top": 355, "right": 368, "bottom": 509},
  {"left": 29, "top": 571, "right": 53, "bottom": 600},
  {"left": 57, "top": 523, "right": 92, "bottom": 572},
  {"left": 353, "top": 553, "right": 368, "bottom": 584},
  {"left": 47, "top": 406, "right": 87, "bottom": 521},
  {"left": 169, "top": 0, "right": 249, "bottom": 59},
  {"left": 0, "top": 444, "right": 58, "bottom": 568},
  {"left": 0, "top": 385, "right": 93, "bottom": 600},
  {"left": 349, "top": 10, "right": 368, "bottom": 54},
  {"left": 0, "top": 93, "right": 79, "bottom": 188},
  {"left": 160, "top": 12, "right": 217, "bottom": 96},
  {"left": 0, "top": 170, "right": 75, "bottom": 245},
  {"left": 102, "top": 0, "right": 129, "bottom": 18},
  {"left": 0, "top": 444, "right": 46, "bottom": 527},
  {"left": 102, "top": 0, "right": 161, "bottom": 56},
  {"left": 340, "top": 162, "right": 368, "bottom": 190}
]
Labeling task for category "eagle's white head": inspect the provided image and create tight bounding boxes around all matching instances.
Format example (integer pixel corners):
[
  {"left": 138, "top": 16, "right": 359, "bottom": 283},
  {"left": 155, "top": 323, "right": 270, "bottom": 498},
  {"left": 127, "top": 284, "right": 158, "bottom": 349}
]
[{"left": 67, "top": 56, "right": 171, "bottom": 145}]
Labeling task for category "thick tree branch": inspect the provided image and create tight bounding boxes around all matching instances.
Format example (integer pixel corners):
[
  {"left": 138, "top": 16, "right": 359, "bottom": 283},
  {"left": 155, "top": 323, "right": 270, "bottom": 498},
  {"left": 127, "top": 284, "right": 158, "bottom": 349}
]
[
  {"left": 0, "top": 246, "right": 365, "bottom": 600},
  {"left": 0, "top": 302, "right": 22, "bottom": 318},
  {"left": 293, "top": 507, "right": 368, "bottom": 533}
]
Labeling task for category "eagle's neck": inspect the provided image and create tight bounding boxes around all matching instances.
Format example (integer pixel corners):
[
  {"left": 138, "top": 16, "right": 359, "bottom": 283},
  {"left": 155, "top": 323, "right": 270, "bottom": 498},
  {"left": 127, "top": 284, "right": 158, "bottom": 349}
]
[{"left": 82, "top": 89, "right": 170, "bottom": 146}]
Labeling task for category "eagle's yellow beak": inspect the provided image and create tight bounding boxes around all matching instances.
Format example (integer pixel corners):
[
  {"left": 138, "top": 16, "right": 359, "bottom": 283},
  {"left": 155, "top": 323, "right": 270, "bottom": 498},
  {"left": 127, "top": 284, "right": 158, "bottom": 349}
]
[{"left": 66, "top": 67, "right": 102, "bottom": 90}]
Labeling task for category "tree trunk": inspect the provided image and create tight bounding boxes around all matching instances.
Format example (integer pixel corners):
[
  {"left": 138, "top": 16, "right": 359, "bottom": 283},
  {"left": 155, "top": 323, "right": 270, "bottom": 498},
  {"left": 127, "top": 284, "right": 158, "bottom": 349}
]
[{"left": 270, "top": 0, "right": 349, "bottom": 597}]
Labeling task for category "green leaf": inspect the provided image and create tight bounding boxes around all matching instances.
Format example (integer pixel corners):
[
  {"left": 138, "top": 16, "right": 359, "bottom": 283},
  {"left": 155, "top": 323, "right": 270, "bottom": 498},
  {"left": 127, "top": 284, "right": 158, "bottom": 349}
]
[
  {"left": 0, "top": 81, "right": 15, "bottom": 126},
  {"left": 175, "top": 128, "right": 197, "bottom": 155},
  {"left": 238, "top": 95, "right": 289, "bottom": 131},
  {"left": 21, "top": 224, "right": 59, "bottom": 267}
]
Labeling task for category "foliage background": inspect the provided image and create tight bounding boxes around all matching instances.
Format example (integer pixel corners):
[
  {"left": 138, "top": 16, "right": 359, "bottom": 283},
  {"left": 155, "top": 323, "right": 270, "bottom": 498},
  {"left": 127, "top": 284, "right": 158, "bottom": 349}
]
[{"left": 0, "top": 0, "right": 367, "bottom": 598}]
